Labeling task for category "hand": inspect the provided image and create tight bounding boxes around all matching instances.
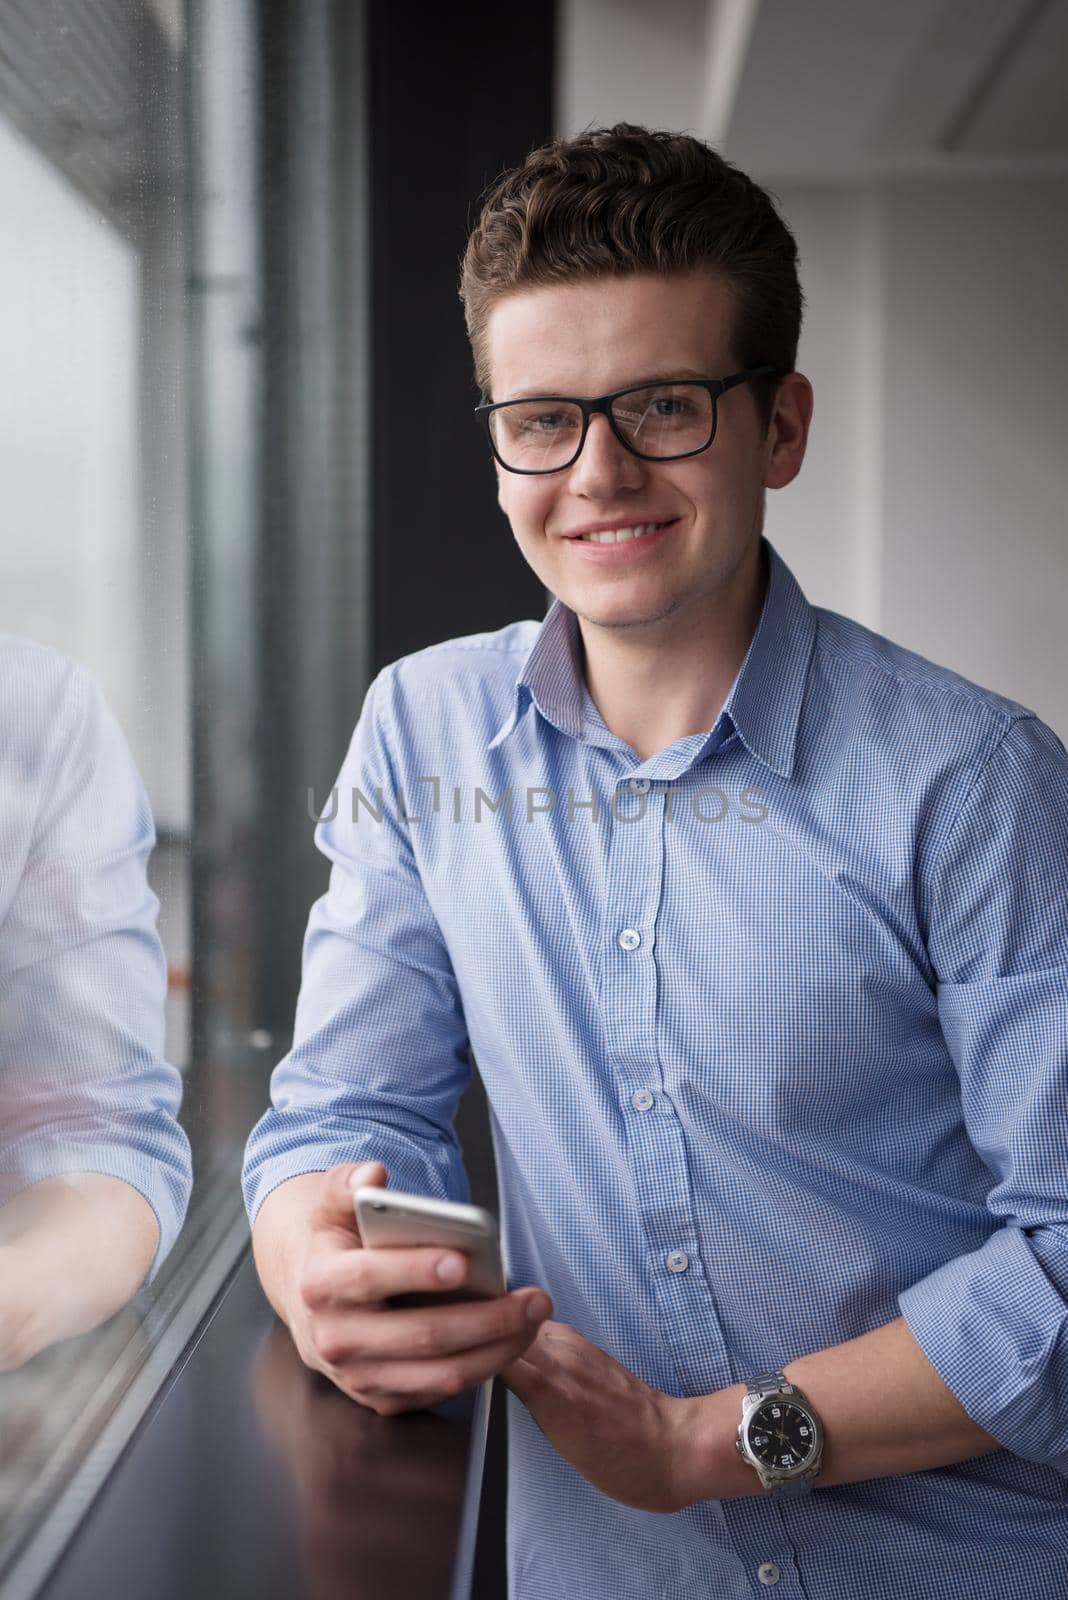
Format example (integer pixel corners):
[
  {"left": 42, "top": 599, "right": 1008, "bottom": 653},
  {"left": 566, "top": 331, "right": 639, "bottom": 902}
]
[
  {"left": 288, "top": 1161, "right": 554, "bottom": 1416},
  {"left": 500, "top": 1320, "right": 704, "bottom": 1513}
]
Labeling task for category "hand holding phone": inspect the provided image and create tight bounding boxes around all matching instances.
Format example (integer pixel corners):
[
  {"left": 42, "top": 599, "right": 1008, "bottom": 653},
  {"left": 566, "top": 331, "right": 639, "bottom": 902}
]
[{"left": 285, "top": 1160, "right": 553, "bottom": 1416}]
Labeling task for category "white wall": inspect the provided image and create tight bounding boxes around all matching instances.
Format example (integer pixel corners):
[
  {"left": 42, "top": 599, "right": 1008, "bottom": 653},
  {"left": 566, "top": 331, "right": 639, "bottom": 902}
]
[
  {"left": 758, "top": 185, "right": 885, "bottom": 629},
  {"left": 879, "top": 178, "right": 1068, "bottom": 734},
  {"left": 766, "top": 176, "right": 1068, "bottom": 739},
  {"left": 556, "top": 0, "right": 709, "bottom": 137}
]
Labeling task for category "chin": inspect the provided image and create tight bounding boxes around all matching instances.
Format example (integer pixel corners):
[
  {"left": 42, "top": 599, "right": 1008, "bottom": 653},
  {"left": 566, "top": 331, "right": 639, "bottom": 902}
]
[{"left": 574, "top": 594, "right": 684, "bottom": 631}]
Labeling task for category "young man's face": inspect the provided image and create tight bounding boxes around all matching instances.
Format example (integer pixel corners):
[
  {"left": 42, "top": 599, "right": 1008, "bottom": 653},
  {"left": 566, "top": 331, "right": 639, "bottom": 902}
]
[{"left": 485, "top": 270, "right": 809, "bottom": 640}]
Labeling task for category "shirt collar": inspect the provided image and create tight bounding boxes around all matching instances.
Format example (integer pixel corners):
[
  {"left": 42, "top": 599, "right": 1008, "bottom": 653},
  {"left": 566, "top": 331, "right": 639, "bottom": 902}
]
[{"left": 486, "top": 536, "right": 817, "bottom": 780}]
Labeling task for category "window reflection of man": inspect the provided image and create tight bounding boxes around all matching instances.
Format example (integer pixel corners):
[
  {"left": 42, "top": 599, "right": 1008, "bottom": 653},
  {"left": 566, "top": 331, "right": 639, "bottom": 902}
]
[{"left": 0, "top": 636, "right": 191, "bottom": 1369}]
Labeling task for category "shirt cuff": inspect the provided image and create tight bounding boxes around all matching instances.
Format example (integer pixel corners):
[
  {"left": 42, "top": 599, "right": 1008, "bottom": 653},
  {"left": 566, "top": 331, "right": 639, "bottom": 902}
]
[
  {"left": 898, "top": 1222, "right": 1068, "bottom": 1474},
  {"left": 242, "top": 1117, "right": 471, "bottom": 1228}
]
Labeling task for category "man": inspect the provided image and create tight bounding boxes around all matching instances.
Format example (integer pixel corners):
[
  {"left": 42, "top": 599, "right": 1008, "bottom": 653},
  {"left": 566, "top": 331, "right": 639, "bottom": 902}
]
[
  {"left": 243, "top": 125, "right": 1068, "bottom": 1597},
  {"left": 0, "top": 635, "right": 192, "bottom": 1368}
]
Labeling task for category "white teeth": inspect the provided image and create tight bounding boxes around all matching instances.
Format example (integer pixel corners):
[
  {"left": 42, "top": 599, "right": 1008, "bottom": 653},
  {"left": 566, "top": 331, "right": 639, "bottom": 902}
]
[{"left": 577, "top": 522, "right": 665, "bottom": 544}]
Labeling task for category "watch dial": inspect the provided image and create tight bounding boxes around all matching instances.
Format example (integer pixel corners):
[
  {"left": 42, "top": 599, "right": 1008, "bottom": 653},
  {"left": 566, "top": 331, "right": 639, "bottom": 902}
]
[{"left": 748, "top": 1401, "right": 817, "bottom": 1471}]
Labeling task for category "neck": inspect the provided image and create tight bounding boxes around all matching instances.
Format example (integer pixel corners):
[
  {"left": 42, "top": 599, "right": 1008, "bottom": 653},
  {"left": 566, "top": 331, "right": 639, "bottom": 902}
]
[{"left": 576, "top": 540, "right": 768, "bottom": 764}]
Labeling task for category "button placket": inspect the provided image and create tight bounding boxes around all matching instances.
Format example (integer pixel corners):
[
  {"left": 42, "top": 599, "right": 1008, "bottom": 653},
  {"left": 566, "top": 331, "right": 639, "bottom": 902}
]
[{"left": 599, "top": 777, "right": 731, "bottom": 1392}]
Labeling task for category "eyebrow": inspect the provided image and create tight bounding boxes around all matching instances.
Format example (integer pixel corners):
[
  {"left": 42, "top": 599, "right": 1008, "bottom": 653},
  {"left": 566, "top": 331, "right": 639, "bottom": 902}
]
[{"left": 499, "top": 368, "right": 714, "bottom": 401}]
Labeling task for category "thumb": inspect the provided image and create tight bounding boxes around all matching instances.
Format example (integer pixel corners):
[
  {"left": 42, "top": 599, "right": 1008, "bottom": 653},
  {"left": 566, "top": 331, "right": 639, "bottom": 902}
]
[{"left": 314, "top": 1159, "right": 389, "bottom": 1235}]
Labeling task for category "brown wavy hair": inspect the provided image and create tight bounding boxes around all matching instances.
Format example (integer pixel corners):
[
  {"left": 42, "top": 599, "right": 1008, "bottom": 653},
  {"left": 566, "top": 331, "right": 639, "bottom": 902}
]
[{"left": 459, "top": 123, "right": 803, "bottom": 437}]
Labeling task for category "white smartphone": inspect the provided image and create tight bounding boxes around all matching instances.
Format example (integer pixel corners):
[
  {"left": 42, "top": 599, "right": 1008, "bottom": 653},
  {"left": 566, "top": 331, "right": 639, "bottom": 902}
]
[{"left": 352, "top": 1186, "right": 506, "bottom": 1308}]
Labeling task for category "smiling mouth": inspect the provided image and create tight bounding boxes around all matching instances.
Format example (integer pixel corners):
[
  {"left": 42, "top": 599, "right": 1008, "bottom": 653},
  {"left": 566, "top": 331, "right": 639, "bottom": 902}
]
[{"left": 568, "top": 519, "right": 677, "bottom": 544}]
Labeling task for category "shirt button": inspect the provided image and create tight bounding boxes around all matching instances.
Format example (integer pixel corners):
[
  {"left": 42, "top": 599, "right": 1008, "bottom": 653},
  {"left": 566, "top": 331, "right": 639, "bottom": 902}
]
[
  {"left": 631, "top": 1088, "right": 654, "bottom": 1111},
  {"left": 757, "top": 1563, "right": 781, "bottom": 1586},
  {"left": 618, "top": 928, "right": 641, "bottom": 951},
  {"left": 628, "top": 776, "right": 651, "bottom": 793},
  {"left": 666, "top": 1250, "right": 689, "bottom": 1273}
]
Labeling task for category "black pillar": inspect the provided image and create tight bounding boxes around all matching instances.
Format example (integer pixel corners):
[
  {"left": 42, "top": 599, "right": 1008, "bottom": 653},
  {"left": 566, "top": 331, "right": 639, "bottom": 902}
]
[{"left": 369, "top": 0, "right": 554, "bottom": 670}]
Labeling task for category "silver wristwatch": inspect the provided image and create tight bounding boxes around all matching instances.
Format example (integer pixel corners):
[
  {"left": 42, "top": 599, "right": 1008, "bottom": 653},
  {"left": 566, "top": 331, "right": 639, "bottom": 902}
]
[{"left": 735, "top": 1371, "right": 824, "bottom": 1497}]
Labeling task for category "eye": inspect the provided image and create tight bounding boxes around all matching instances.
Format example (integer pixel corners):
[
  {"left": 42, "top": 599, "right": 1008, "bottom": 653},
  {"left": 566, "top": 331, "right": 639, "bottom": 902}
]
[
  {"left": 519, "top": 410, "right": 576, "bottom": 434},
  {"left": 650, "top": 396, "right": 692, "bottom": 418},
  {"left": 613, "top": 386, "right": 704, "bottom": 430}
]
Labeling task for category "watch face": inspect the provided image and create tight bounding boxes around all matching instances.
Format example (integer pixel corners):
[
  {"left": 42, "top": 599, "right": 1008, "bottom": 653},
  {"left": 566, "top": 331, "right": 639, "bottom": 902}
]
[{"left": 747, "top": 1400, "right": 818, "bottom": 1472}]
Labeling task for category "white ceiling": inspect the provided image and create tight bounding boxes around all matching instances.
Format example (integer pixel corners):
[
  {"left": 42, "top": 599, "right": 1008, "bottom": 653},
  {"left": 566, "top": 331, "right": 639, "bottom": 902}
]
[{"left": 557, "top": 0, "right": 1068, "bottom": 181}]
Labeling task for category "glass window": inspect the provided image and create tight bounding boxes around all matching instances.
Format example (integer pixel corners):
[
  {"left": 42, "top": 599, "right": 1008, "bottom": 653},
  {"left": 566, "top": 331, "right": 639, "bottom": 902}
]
[{"left": 0, "top": 2, "right": 326, "bottom": 1580}]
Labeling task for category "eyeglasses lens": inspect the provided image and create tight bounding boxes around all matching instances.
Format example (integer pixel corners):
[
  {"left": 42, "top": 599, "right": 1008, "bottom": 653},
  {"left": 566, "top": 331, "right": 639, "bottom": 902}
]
[{"left": 489, "top": 383, "right": 714, "bottom": 471}]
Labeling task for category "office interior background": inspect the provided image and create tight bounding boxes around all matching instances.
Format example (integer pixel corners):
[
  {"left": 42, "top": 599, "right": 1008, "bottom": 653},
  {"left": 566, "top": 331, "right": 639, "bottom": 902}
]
[{"left": 0, "top": 0, "right": 1065, "bottom": 1594}]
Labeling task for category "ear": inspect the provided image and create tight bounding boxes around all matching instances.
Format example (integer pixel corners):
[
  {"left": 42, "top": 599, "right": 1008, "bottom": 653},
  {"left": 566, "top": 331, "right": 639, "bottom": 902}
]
[{"left": 762, "top": 372, "right": 814, "bottom": 492}]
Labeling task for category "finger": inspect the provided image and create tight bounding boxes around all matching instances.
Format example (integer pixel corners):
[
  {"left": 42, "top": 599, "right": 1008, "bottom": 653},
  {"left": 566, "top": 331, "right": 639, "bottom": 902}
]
[
  {"left": 300, "top": 1242, "right": 479, "bottom": 1311},
  {"left": 303, "top": 1281, "right": 549, "bottom": 1371},
  {"left": 349, "top": 1286, "right": 552, "bottom": 1358},
  {"left": 311, "top": 1160, "right": 389, "bottom": 1237},
  {"left": 504, "top": 1323, "right": 569, "bottom": 1364},
  {"left": 497, "top": 1353, "right": 543, "bottom": 1401},
  {"left": 341, "top": 1324, "right": 545, "bottom": 1405}
]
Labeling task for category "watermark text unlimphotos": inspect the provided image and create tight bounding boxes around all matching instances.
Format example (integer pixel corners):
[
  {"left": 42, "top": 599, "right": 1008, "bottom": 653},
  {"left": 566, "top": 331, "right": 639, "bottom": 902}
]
[{"left": 307, "top": 779, "right": 768, "bottom": 827}]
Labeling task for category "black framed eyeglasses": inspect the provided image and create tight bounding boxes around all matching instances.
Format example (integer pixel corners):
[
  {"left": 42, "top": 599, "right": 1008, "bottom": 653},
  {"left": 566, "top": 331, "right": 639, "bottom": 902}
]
[{"left": 475, "top": 366, "right": 776, "bottom": 474}]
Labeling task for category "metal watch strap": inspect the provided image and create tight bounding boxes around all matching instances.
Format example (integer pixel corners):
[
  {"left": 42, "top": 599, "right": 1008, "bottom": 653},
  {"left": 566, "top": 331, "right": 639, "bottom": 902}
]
[
  {"left": 746, "top": 1370, "right": 797, "bottom": 1402},
  {"left": 740, "top": 1371, "right": 823, "bottom": 1496}
]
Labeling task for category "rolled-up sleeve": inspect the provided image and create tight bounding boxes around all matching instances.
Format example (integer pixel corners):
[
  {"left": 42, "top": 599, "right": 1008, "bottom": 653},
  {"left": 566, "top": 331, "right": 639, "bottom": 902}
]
[
  {"left": 241, "top": 665, "right": 472, "bottom": 1223},
  {"left": 0, "top": 657, "right": 192, "bottom": 1279},
  {"left": 898, "top": 714, "right": 1068, "bottom": 1472}
]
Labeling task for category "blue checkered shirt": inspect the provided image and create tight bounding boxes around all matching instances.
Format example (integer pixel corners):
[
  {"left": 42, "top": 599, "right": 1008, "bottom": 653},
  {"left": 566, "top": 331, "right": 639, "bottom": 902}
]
[{"left": 243, "top": 537, "right": 1068, "bottom": 1598}]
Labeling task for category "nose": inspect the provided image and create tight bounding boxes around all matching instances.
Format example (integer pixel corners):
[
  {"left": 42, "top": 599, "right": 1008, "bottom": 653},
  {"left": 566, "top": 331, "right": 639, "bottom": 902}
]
[{"left": 568, "top": 412, "right": 645, "bottom": 498}]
